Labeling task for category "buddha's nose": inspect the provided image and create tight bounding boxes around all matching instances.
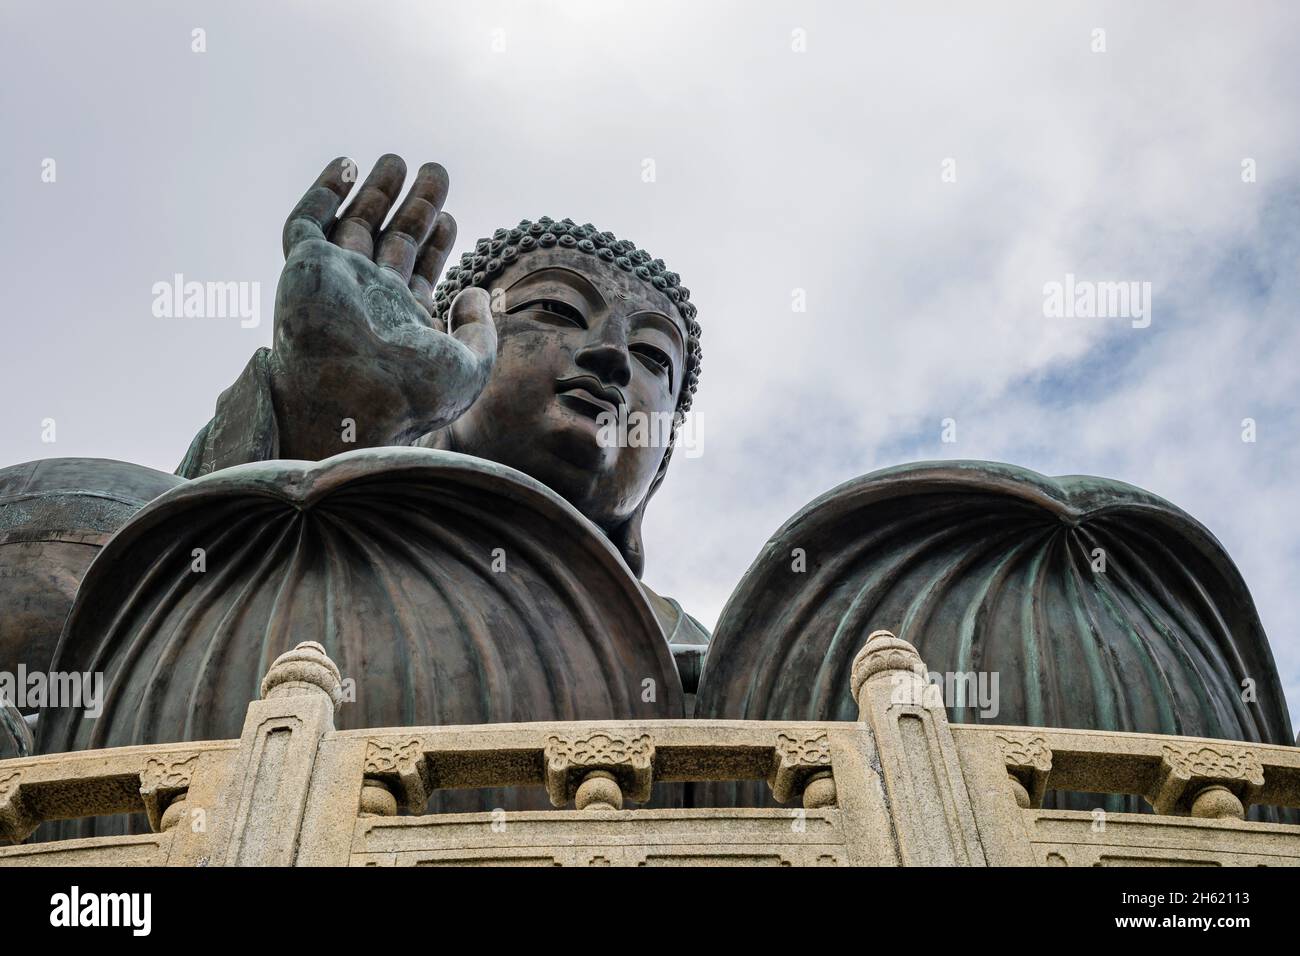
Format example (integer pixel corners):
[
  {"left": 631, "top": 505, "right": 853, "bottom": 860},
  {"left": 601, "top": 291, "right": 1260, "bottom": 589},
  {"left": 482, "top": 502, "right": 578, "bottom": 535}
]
[{"left": 575, "top": 335, "right": 632, "bottom": 388}]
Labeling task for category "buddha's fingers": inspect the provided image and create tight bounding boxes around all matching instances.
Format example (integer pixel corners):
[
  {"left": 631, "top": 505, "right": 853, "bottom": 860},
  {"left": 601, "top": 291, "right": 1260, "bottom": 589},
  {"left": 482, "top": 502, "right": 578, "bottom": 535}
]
[
  {"left": 282, "top": 157, "right": 354, "bottom": 256},
  {"left": 410, "top": 212, "right": 458, "bottom": 317},
  {"left": 377, "top": 162, "right": 450, "bottom": 282},
  {"left": 331, "top": 154, "right": 408, "bottom": 258}
]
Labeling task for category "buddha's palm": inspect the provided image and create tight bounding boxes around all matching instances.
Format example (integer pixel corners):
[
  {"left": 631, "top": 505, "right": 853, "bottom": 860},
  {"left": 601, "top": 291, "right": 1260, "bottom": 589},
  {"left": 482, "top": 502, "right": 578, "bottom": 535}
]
[{"left": 270, "top": 154, "right": 496, "bottom": 459}]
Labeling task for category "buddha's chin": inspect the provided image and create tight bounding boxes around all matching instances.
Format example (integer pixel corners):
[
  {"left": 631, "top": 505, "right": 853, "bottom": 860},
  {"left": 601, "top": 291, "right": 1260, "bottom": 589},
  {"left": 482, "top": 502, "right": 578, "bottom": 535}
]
[
  {"left": 541, "top": 429, "right": 617, "bottom": 487},
  {"left": 538, "top": 403, "right": 618, "bottom": 472}
]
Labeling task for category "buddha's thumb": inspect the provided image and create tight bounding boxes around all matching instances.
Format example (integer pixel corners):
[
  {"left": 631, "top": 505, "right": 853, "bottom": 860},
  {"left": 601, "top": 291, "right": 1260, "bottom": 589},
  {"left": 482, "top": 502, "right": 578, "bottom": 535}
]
[{"left": 447, "top": 287, "right": 498, "bottom": 365}]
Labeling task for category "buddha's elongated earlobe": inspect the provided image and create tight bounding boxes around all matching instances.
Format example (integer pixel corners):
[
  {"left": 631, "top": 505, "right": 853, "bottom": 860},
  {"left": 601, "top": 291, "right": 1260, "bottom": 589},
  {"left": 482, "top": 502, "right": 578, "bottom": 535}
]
[
  {"left": 609, "top": 438, "right": 676, "bottom": 578},
  {"left": 610, "top": 494, "right": 649, "bottom": 578}
]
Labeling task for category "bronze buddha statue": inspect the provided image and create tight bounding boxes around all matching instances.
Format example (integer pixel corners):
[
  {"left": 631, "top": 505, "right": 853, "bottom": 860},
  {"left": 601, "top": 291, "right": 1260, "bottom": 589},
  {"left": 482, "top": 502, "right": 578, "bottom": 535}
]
[
  {"left": 19, "top": 157, "right": 710, "bottom": 795},
  {"left": 1, "top": 156, "right": 1291, "bottom": 828},
  {"left": 172, "top": 154, "right": 706, "bottom": 639}
]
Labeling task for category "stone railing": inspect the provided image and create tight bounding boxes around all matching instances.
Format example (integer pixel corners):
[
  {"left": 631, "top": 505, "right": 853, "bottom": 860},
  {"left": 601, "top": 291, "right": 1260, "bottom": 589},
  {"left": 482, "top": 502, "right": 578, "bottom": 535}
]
[{"left": 2, "top": 631, "right": 1299, "bottom": 866}]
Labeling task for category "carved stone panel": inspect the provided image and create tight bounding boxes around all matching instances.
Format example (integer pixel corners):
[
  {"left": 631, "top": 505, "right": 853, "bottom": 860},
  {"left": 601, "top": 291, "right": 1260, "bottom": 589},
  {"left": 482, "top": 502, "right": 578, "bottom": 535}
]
[
  {"left": 363, "top": 739, "right": 430, "bottom": 813},
  {"left": 0, "top": 770, "right": 35, "bottom": 843},
  {"left": 544, "top": 732, "right": 654, "bottom": 806},
  {"left": 768, "top": 732, "right": 832, "bottom": 804},
  {"left": 995, "top": 732, "right": 1053, "bottom": 807},
  {"left": 1147, "top": 743, "right": 1265, "bottom": 815},
  {"left": 139, "top": 754, "right": 199, "bottom": 832}
]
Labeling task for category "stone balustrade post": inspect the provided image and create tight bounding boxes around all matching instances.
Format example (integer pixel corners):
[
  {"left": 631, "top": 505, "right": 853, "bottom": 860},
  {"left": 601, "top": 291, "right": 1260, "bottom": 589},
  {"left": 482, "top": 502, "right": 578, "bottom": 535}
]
[
  {"left": 207, "top": 641, "right": 343, "bottom": 866},
  {"left": 850, "top": 630, "right": 989, "bottom": 866}
]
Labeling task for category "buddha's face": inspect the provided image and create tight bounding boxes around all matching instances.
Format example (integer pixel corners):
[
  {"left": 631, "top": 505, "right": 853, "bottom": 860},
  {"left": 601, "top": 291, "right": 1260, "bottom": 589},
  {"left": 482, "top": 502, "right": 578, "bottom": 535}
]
[{"left": 446, "top": 249, "right": 688, "bottom": 531}]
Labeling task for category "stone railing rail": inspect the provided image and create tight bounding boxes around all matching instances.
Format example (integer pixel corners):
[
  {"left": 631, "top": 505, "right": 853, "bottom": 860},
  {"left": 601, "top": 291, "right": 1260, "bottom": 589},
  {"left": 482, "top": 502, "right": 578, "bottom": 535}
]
[{"left": 2, "top": 631, "right": 1298, "bottom": 866}]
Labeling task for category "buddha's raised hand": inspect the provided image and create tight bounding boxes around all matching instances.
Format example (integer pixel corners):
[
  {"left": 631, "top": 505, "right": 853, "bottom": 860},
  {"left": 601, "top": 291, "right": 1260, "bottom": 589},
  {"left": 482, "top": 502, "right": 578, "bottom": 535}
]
[{"left": 269, "top": 154, "right": 497, "bottom": 460}]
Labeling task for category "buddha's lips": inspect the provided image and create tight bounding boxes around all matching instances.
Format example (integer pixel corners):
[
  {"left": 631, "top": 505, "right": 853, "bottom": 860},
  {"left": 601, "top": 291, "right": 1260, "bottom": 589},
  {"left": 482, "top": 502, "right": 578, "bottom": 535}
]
[{"left": 555, "top": 376, "right": 624, "bottom": 419}]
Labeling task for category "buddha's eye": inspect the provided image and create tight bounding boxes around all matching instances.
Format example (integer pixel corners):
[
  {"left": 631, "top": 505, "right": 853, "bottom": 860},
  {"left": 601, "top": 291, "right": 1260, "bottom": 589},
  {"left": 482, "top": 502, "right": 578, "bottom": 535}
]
[
  {"left": 631, "top": 343, "right": 673, "bottom": 382},
  {"left": 509, "top": 297, "right": 586, "bottom": 328}
]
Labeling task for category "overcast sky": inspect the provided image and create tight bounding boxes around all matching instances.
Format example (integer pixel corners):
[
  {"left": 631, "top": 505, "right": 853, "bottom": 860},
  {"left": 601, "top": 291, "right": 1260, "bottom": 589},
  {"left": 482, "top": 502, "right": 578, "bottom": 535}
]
[{"left": 3, "top": 1, "right": 1298, "bottom": 725}]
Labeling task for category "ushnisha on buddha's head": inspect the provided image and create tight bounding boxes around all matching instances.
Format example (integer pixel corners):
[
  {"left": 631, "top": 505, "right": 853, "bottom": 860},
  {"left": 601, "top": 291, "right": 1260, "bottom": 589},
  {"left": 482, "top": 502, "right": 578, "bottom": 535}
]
[{"left": 428, "top": 219, "right": 702, "bottom": 575}]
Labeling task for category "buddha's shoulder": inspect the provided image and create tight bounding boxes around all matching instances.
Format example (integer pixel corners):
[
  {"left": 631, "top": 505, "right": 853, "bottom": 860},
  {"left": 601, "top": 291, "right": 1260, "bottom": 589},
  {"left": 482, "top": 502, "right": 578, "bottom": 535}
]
[{"left": 640, "top": 583, "right": 711, "bottom": 647}]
